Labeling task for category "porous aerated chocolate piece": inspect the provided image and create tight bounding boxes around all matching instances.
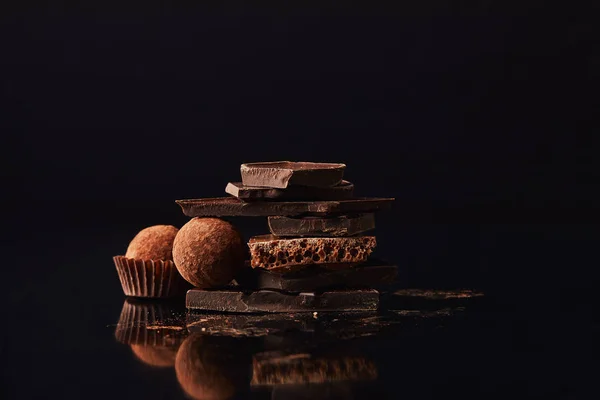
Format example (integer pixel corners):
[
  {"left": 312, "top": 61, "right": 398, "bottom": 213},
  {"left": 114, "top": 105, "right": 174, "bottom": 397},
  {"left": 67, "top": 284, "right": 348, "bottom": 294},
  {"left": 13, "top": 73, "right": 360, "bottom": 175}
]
[
  {"left": 248, "top": 235, "right": 376, "bottom": 272},
  {"left": 125, "top": 225, "right": 179, "bottom": 261},
  {"left": 268, "top": 214, "right": 375, "bottom": 237},
  {"left": 172, "top": 218, "right": 246, "bottom": 288},
  {"left": 225, "top": 180, "right": 354, "bottom": 201},
  {"left": 176, "top": 197, "right": 394, "bottom": 217},
  {"left": 240, "top": 161, "right": 345, "bottom": 189},
  {"left": 185, "top": 289, "right": 379, "bottom": 312},
  {"left": 236, "top": 259, "right": 397, "bottom": 292}
]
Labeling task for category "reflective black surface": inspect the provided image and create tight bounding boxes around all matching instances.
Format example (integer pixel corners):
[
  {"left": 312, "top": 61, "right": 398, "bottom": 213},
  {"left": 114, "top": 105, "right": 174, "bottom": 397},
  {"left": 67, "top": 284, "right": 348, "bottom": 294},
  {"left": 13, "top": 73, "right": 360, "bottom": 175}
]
[{"left": 3, "top": 223, "right": 594, "bottom": 400}]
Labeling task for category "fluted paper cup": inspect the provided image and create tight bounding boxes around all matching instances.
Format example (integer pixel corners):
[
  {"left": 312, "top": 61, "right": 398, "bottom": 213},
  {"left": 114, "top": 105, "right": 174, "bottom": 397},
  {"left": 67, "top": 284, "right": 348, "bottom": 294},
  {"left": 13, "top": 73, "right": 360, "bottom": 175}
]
[{"left": 113, "top": 255, "right": 191, "bottom": 298}]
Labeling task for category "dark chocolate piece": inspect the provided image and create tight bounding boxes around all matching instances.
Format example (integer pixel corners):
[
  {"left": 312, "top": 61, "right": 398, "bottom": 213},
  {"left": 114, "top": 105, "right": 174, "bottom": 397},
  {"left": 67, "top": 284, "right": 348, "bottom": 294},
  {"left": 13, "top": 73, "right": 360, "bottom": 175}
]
[
  {"left": 248, "top": 235, "right": 376, "bottom": 272},
  {"left": 185, "top": 289, "right": 379, "bottom": 312},
  {"left": 268, "top": 214, "right": 375, "bottom": 237},
  {"left": 225, "top": 180, "right": 354, "bottom": 201},
  {"left": 176, "top": 197, "right": 394, "bottom": 217},
  {"left": 236, "top": 260, "right": 397, "bottom": 292},
  {"left": 186, "top": 313, "right": 319, "bottom": 337},
  {"left": 240, "top": 161, "right": 345, "bottom": 189}
]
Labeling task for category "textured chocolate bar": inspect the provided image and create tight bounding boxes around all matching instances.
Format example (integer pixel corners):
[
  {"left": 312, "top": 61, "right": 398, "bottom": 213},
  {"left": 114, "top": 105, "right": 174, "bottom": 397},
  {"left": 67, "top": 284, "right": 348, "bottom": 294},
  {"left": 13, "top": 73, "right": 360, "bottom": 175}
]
[
  {"left": 240, "top": 161, "right": 345, "bottom": 189},
  {"left": 248, "top": 235, "right": 376, "bottom": 272},
  {"left": 268, "top": 214, "right": 375, "bottom": 237},
  {"left": 236, "top": 260, "right": 397, "bottom": 292},
  {"left": 185, "top": 289, "right": 379, "bottom": 312},
  {"left": 225, "top": 180, "right": 354, "bottom": 201},
  {"left": 176, "top": 197, "right": 394, "bottom": 217}
]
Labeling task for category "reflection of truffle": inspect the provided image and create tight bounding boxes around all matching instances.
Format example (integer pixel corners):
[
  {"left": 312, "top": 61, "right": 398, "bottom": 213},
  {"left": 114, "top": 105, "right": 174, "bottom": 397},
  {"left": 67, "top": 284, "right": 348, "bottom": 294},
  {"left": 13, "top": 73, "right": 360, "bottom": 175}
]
[
  {"left": 172, "top": 218, "right": 245, "bottom": 288},
  {"left": 175, "top": 334, "right": 249, "bottom": 400},
  {"left": 130, "top": 344, "right": 178, "bottom": 367},
  {"left": 126, "top": 225, "right": 179, "bottom": 261}
]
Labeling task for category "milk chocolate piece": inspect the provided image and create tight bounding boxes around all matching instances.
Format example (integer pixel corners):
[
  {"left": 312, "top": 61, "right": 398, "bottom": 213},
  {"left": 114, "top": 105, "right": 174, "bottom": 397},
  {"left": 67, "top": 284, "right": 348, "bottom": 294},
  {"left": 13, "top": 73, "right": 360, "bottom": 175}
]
[
  {"left": 268, "top": 214, "right": 375, "bottom": 237},
  {"left": 225, "top": 180, "right": 354, "bottom": 201},
  {"left": 185, "top": 289, "right": 379, "bottom": 312},
  {"left": 236, "top": 260, "right": 397, "bottom": 292},
  {"left": 248, "top": 235, "right": 376, "bottom": 272},
  {"left": 240, "top": 161, "right": 345, "bottom": 189},
  {"left": 176, "top": 197, "right": 394, "bottom": 217}
]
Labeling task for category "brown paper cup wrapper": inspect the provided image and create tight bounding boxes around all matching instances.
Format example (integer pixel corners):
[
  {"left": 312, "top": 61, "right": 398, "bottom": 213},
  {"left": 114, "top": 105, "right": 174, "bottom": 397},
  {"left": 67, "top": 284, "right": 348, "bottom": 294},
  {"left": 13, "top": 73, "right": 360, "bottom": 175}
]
[
  {"left": 113, "top": 255, "right": 191, "bottom": 298},
  {"left": 114, "top": 298, "right": 187, "bottom": 346}
]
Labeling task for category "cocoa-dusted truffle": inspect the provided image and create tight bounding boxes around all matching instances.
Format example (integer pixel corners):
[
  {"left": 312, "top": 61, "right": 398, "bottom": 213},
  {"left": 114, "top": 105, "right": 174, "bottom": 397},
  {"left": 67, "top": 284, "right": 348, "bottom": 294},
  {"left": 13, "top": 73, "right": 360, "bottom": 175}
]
[
  {"left": 125, "top": 225, "right": 179, "bottom": 261},
  {"left": 172, "top": 218, "right": 245, "bottom": 288}
]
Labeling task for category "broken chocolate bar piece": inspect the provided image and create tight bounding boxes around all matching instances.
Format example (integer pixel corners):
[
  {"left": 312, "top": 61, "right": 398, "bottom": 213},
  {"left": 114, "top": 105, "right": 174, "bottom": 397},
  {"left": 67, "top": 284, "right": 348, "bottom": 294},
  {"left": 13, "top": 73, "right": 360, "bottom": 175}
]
[
  {"left": 248, "top": 235, "right": 376, "bottom": 272},
  {"left": 225, "top": 180, "right": 354, "bottom": 201},
  {"left": 185, "top": 289, "right": 379, "bottom": 312},
  {"left": 236, "top": 260, "right": 397, "bottom": 292},
  {"left": 240, "top": 161, "right": 345, "bottom": 189},
  {"left": 268, "top": 214, "right": 375, "bottom": 237},
  {"left": 176, "top": 197, "right": 394, "bottom": 217}
]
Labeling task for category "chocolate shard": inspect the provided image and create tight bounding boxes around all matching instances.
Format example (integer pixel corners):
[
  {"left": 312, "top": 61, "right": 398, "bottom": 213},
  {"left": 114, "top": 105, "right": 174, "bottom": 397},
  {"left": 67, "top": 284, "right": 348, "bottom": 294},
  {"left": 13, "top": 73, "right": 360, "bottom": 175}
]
[
  {"left": 176, "top": 197, "right": 394, "bottom": 217},
  {"left": 185, "top": 289, "right": 379, "bottom": 313},
  {"left": 268, "top": 214, "right": 375, "bottom": 237},
  {"left": 248, "top": 235, "right": 376, "bottom": 272},
  {"left": 236, "top": 259, "right": 397, "bottom": 292},
  {"left": 382, "top": 289, "right": 486, "bottom": 311},
  {"left": 225, "top": 181, "right": 354, "bottom": 201},
  {"left": 240, "top": 161, "right": 346, "bottom": 189}
]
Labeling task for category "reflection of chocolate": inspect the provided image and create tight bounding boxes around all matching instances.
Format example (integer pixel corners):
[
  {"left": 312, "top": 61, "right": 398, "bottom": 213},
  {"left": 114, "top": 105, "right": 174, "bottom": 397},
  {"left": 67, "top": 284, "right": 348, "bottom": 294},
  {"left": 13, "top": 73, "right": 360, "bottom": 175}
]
[
  {"left": 271, "top": 383, "right": 354, "bottom": 400},
  {"left": 175, "top": 334, "right": 251, "bottom": 400},
  {"left": 130, "top": 344, "right": 178, "bottom": 367},
  {"left": 251, "top": 350, "right": 377, "bottom": 386},
  {"left": 114, "top": 299, "right": 188, "bottom": 346}
]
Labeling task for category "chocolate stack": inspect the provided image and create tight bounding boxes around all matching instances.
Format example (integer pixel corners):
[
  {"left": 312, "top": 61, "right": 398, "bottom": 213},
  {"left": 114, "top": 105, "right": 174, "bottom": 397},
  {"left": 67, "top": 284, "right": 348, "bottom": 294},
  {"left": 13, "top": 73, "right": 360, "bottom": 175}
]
[{"left": 177, "top": 161, "right": 396, "bottom": 313}]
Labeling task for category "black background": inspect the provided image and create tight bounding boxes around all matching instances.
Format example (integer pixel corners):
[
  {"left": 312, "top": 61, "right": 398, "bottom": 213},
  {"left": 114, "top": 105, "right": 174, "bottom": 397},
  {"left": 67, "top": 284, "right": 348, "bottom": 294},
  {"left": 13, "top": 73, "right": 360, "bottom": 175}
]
[
  {"left": 3, "top": 1, "right": 596, "bottom": 299},
  {"left": 0, "top": 2, "right": 598, "bottom": 397}
]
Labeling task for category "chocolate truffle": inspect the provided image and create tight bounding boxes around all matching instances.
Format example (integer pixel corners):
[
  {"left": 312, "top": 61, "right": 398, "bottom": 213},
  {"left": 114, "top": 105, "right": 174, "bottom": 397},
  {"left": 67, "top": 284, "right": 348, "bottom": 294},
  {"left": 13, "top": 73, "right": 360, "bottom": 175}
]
[
  {"left": 125, "top": 225, "right": 179, "bottom": 261},
  {"left": 130, "top": 344, "right": 178, "bottom": 367},
  {"left": 172, "top": 218, "right": 245, "bottom": 288}
]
